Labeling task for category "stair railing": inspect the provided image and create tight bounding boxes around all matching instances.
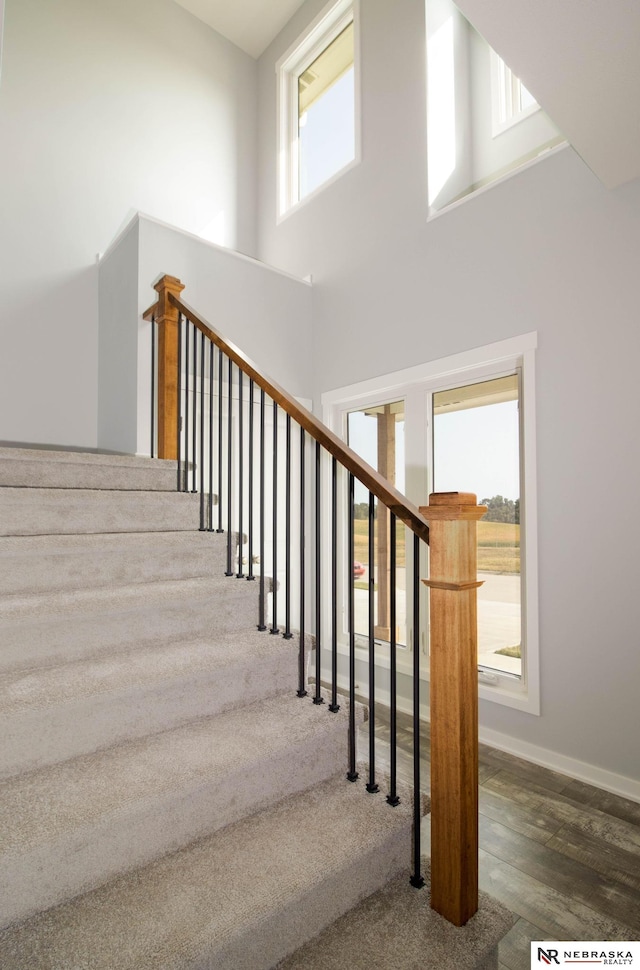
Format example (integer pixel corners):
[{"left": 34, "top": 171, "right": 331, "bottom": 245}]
[{"left": 144, "top": 274, "right": 486, "bottom": 927}]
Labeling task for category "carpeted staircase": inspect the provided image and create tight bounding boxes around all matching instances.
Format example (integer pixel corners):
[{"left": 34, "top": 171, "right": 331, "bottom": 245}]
[{"left": 0, "top": 446, "right": 513, "bottom": 969}]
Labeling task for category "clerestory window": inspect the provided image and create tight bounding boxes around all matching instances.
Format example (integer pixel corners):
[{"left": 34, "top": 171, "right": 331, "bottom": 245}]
[
  {"left": 276, "top": 0, "right": 357, "bottom": 218},
  {"left": 426, "top": 0, "right": 565, "bottom": 216},
  {"left": 490, "top": 51, "right": 539, "bottom": 136}
]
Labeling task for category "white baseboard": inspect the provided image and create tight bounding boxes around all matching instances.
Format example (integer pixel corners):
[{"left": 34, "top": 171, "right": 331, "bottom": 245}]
[
  {"left": 476, "top": 724, "right": 640, "bottom": 804},
  {"left": 333, "top": 671, "right": 640, "bottom": 804}
]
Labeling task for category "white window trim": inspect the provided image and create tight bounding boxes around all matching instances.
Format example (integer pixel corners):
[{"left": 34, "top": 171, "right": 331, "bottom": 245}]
[
  {"left": 275, "top": 0, "right": 360, "bottom": 221},
  {"left": 322, "top": 332, "right": 540, "bottom": 715},
  {"left": 490, "top": 50, "right": 540, "bottom": 137}
]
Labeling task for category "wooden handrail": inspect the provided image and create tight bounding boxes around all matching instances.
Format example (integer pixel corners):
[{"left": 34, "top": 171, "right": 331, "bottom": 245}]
[{"left": 145, "top": 284, "right": 429, "bottom": 544}]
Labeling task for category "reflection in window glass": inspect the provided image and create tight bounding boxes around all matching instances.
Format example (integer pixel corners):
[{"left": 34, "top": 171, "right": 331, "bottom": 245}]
[{"left": 433, "top": 375, "right": 522, "bottom": 677}]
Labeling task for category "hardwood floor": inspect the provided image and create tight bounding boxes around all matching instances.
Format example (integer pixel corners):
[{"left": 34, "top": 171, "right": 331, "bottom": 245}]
[{"left": 366, "top": 717, "right": 640, "bottom": 967}]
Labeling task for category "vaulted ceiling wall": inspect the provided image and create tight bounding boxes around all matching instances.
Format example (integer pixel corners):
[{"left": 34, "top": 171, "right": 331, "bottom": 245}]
[
  {"left": 174, "top": 0, "right": 640, "bottom": 189},
  {"left": 438, "top": 0, "right": 640, "bottom": 188}
]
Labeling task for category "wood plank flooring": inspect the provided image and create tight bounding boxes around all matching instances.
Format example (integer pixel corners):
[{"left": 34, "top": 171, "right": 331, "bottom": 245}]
[{"left": 366, "top": 716, "right": 640, "bottom": 968}]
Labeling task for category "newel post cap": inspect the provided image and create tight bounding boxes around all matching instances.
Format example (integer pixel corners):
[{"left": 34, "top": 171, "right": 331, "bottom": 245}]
[
  {"left": 154, "top": 274, "right": 185, "bottom": 298},
  {"left": 419, "top": 491, "right": 487, "bottom": 522}
]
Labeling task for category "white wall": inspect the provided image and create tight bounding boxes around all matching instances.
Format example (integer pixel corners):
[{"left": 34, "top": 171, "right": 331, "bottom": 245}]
[
  {"left": 0, "top": 0, "right": 257, "bottom": 448},
  {"left": 98, "top": 220, "right": 140, "bottom": 455},
  {"left": 256, "top": 0, "right": 640, "bottom": 788},
  {"left": 136, "top": 215, "right": 313, "bottom": 454},
  {"left": 97, "top": 214, "right": 313, "bottom": 456}
]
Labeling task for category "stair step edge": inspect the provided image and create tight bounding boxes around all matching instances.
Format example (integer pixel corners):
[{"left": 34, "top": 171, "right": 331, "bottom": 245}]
[
  {"left": 0, "top": 634, "right": 302, "bottom": 777},
  {"left": 0, "top": 703, "right": 354, "bottom": 932},
  {"left": 0, "top": 774, "right": 412, "bottom": 970},
  {"left": 276, "top": 866, "right": 516, "bottom": 970}
]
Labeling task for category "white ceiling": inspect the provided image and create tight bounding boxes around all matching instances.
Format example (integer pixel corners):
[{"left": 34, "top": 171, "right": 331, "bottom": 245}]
[
  {"left": 455, "top": 0, "right": 640, "bottom": 189},
  {"left": 172, "top": 0, "right": 307, "bottom": 58},
  {"left": 173, "top": 0, "right": 640, "bottom": 189}
]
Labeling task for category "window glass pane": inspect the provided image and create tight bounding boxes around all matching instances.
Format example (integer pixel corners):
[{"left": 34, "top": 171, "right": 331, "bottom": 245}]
[
  {"left": 433, "top": 375, "right": 521, "bottom": 677},
  {"left": 347, "top": 401, "right": 406, "bottom": 646},
  {"left": 298, "top": 24, "right": 354, "bottom": 200},
  {"left": 518, "top": 80, "right": 537, "bottom": 113}
]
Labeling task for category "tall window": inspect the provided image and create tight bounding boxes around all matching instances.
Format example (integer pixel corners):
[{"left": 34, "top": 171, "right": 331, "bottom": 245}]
[
  {"left": 324, "top": 333, "right": 539, "bottom": 714},
  {"left": 277, "top": 0, "right": 356, "bottom": 217},
  {"left": 433, "top": 374, "right": 522, "bottom": 678}
]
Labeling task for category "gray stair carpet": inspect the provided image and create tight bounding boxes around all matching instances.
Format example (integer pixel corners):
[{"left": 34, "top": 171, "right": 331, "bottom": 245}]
[
  {"left": 0, "top": 693, "right": 353, "bottom": 928},
  {"left": 0, "top": 531, "right": 223, "bottom": 596},
  {"left": 0, "top": 445, "right": 507, "bottom": 969},
  {"left": 0, "top": 485, "right": 207, "bottom": 535},
  {"left": 0, "top": 775, "right": 413, "bottom": 970},
  {"left": 0, "top": 446, "right": 177, "bottom": 490},
  {"left": 276, "top": 864, "right": 516, "bottom": 970},
  {"left": 0, "top": 630, "right": 298, "bottom": 776},
  {"left": 0, "top": 576, "right": 263, "bottom": 671}
]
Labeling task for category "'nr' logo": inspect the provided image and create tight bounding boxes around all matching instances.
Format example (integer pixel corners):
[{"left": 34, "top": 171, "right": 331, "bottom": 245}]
[{"left": 537, "top": 949, "right": 560, "bottom": 965}]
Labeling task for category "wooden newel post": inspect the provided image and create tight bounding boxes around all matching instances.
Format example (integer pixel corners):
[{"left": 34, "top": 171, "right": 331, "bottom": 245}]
[
  {"left": 154, "top": 274, "right": 185, "bottom": 460},
  {"left": 420, "top": 491, "right": 487, "bottom": 927}
]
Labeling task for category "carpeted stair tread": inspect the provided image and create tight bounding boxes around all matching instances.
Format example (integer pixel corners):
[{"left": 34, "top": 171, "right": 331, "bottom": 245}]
[
  {"left": 1, "top": 574, "right": 256, "bottom": 620},
  {"left": 275, "top": 866, "right": 516, "bottom": 970},
  {"left": 0, "top": 774, "right": 412, "bottom": 970},
  {"left": 0, "top": 576, "right": 262, "bottom": 672},
  {"left": 0, "top": 447, "right": 177, "bottom": 490},
  {"left": 0, "top": 631, "right": 300, "bottom": 776},
  {"left": 0, "top": 486, "right": 207, "bottom": 536},
  {"left": 0, "top": 531, "right": 226, "bottom": 596},
  {"left": 0, "top": 630, "right": 293, "bottom": 714},
  {"left": 0, "top": 695, "right": 352, "bottom": 929}
]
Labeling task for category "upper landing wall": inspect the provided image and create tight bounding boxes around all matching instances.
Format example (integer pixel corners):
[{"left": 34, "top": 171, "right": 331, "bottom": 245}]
[{"left": 98, "top": 214, "right": 313, "bottom": 457}]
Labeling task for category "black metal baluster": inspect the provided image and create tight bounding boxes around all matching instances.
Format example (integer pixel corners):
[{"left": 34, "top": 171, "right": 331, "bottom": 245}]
[
  {"left": 191, "top": 325, "right": 197, "bottom": 493},
  {"left": 258, "top": 389, "right": 266, "bottom": 631},
  {"left": 150, "top": 315, "right": 156, "bottom": 459},
  {"left": 270, "top": 403, "right": 279, "bottom": 634},
  {"left": 184, "top": 320, "right": 190, "bottom": 494},
  {"left": 217, "top": 348, "right": 224, "bottom": 533},
  {"left": 208, "top": 341, "right": 213, "bottom": 530},
  {"left": 226, "top": 357, "right": 234, "bottom": 576},
  {"left": 199, "top": 331, "right": 205, "bottom": 530},
  {"left": 176, "top": 314, "right": 183, "bottom": 492},
  {"left": 283, "top": 414, "right": 293, "bottom": 639},
  {"left": 298, "top": 428, "right": 307, "bottom": 697},
  {"left": 410, "top": 532, "right": 425, "bottom": 888},
  {"left": 387, "top": 513, "right": 400, "bottom": 806},
  {"left": 367, "top": 491, "right": 379, "bottom": 793},
  {"left": 236, "top": 370, "right": 244, "bottom": 578},
  {"left": 247, "top": 379, "right": 255, "bottom": 580},
  {"left": 313, "top": 441, "right": 324, "bottom": 705},
  {"left": 329, "top": 457, "right": 340, "bottom": 712},
  {"left": 347, "top": 473, "right": 358, "bottom": 781}
]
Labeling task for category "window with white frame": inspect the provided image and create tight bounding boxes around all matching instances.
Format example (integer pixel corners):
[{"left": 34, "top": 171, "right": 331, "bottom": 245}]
[
  {"left": 426, "top": 0, "right": 563, "bottom": 216},
  {"left": 276, "top": 0, "right": 357, "bottom": 217},
  {"left": 323, "top": 333, "right": 539, "bottom": 715},
  {"left": 490, "top": 50, "right": 539, "bottom": 136}
]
